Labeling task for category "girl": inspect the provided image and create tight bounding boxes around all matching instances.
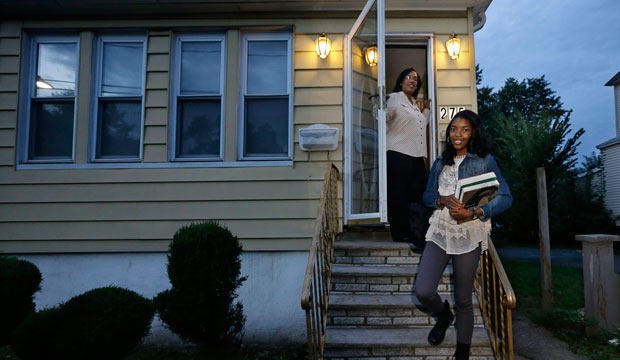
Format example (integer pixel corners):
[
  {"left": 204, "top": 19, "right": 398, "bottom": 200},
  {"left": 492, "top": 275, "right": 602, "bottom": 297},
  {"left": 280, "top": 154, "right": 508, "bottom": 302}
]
[{"left": 415, "top": 110, "right": 512, "bottom": 360}]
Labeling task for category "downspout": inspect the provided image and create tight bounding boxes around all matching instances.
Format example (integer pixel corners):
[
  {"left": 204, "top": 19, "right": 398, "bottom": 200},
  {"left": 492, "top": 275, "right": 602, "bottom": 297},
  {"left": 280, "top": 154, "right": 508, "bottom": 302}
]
[{"left": 473, "top": 12, "right": 487, "bottom": 32}]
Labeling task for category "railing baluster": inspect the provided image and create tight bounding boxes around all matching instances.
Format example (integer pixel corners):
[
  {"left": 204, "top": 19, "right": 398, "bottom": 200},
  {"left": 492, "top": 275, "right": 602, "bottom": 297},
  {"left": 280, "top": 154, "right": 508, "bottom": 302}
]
[
  {"left": 301, "top": 163, "right": 340, "bottom": 360},
  {"left": 474, "top": 241, "right": 516, "bottom": 360}
]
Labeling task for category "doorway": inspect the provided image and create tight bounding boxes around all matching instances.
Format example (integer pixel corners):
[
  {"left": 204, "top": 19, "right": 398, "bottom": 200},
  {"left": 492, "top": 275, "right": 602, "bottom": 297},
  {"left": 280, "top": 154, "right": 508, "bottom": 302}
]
[{"left": 386, "top": 36, "right": 437, "bottom": 170}]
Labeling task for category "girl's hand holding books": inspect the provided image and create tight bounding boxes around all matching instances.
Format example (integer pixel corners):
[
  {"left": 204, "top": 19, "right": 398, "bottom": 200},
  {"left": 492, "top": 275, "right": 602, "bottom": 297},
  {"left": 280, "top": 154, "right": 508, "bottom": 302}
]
[
  {"left": 438, "top": 195, "right": 464, "bottom": 210},
  {"left": 450, "top": 207, "right": 474, "bottom": 224}
]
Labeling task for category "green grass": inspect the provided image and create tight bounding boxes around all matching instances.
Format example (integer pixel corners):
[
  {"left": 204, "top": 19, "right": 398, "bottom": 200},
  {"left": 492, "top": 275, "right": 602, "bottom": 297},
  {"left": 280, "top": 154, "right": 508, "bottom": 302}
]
[
  {"left": 0, "top": 344, "right": 307, "bottom": 360},
  {"left": 503, "top": 260, "right": 620, "bottom": 360}
]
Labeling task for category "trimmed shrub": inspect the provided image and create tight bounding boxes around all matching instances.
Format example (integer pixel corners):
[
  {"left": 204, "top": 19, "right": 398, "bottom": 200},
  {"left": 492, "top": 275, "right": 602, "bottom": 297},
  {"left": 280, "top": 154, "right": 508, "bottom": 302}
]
[
  {"left": 154, "top": 221, "right": 246, "bottom": 351},
  {"left": 0, "top": 257, "right": 42, "bottom": 345},
  {"left": 11, "top": 308, "right": 61, "bottom": 360},
  {"left": 11, "top": 286, "right": 155, "bottom": 360}
]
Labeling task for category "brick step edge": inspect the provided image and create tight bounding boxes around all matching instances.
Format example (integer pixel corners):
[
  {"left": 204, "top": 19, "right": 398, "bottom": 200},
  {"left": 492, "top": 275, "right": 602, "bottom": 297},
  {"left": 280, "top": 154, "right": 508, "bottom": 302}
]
[
  {"left": 324, "top": 327, "right": 492, "bottom": 351},
  {"left": 332, "top": 264, "right": 452, "bottom": 276}
]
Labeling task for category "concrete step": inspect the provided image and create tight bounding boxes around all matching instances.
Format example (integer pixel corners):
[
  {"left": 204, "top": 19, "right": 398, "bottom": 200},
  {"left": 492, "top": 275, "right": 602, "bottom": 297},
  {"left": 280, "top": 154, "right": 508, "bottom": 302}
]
[
  {"left": 334, "top": 240, "right": 422, "bottom": 266},
  {"left": 323, "top": 327, "right": 494, "bottom": 360},
  {"left": 331, "top": 264, "right": 452, "bottom": 294},
  {"left": 327, "top": 293, "right": 484, "bottom": 327}
]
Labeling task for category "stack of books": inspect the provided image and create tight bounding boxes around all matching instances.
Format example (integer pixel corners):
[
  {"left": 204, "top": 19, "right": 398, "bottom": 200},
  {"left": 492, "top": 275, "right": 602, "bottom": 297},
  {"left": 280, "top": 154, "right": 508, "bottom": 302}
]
[{"left": 455, "top": 172, "right": 499, "bottom": 210}]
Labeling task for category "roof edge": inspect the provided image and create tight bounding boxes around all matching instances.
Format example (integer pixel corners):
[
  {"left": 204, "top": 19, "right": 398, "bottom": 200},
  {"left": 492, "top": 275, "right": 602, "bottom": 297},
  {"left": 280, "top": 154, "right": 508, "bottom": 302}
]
[
  {"left": 605, "top": 71, "right": 620, "bottom": 86},
  {"left": 597, "top": 136, "right": 620, "bottom": 149}
]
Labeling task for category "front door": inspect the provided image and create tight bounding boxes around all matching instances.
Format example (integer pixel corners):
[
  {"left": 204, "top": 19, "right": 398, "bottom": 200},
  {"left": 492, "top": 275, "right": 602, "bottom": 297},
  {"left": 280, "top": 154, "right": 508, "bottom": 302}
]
[{"left": 344, "top": 0, "right": 386, "bottom": 224}]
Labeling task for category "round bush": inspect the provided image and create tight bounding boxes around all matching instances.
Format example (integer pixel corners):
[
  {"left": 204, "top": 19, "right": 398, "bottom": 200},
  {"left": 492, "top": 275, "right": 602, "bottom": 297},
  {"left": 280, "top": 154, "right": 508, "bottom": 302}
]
[
  {"left": 54, "top": 286, "right": 154, "bottom": 360},
  {"left": 11, "top": 286, "right": 154, "bottom": 360},
  {"left": 11, "top": 308, "right": 61, "bottom": 360},
  {"left": 155, "top": 221, "right": 246, "bottom": 349},
  {"left": 0, "top": 257, "right": 42, "bottom": 345}
]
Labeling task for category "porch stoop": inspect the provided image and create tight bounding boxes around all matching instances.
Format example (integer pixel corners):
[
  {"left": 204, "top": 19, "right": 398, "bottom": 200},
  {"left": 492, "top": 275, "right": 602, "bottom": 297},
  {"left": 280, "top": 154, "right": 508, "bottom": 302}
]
[{"left": 324, "top": 238, "right": 495, "bottom": 360}]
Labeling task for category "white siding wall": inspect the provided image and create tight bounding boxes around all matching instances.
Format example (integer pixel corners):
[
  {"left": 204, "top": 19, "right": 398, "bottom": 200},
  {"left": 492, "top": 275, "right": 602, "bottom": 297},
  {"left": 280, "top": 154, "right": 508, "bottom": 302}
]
[
  {"left": 614, "top": 84, "right": 620, "bottom": 137},
  {"left": 601, "top": 145, "right": 620, "bottom": 225}
]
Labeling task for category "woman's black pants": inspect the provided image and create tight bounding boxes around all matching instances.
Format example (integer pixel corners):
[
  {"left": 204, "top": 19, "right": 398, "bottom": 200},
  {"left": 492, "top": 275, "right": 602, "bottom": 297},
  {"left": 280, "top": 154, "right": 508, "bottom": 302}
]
[{"left": 387, "top": 150, "right": 427, "bottom": 242}]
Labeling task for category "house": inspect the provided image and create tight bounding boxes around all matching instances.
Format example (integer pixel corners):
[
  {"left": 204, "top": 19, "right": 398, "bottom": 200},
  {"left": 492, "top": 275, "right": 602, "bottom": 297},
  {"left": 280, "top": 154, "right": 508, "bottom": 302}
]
[
  {"left": 597, "top": 71, "right": 620, "bottom": 227},
  {"left": 0, "top": 0, "right": 492, "bottom": 344}
]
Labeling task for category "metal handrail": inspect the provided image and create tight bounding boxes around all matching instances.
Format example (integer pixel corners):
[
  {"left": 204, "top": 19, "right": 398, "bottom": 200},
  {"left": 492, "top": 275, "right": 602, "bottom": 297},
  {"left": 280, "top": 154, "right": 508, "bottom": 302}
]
[
  {"left": 300, "top": 162, "right": 340, "bottom": 360},
  {"left": 475, "top": 239, "right": 517, "bottom": 360}
]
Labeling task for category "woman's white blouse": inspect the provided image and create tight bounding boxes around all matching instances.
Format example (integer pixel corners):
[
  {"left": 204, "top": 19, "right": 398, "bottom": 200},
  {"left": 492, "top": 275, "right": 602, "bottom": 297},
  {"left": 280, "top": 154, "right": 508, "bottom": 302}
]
[
  {"left": 386, "top": 91, "right": 431, "bottom": 158},
  {"left": 425, "top": 156, "right": 491, "bottom": 255}
]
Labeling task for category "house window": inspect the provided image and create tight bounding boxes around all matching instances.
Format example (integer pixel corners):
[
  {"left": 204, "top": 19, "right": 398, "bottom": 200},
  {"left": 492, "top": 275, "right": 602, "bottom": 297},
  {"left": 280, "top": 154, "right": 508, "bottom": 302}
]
[
  {"left": 171, "top": 34, "right": 225, "bottom": 160},
  {"left": 92, "top": 34, "right": 146, "bottom": 161},
  {"left": 240, "top": 33, "right": 293, "bottom": 160},
  {"left": 21, "top": 34, "right": 79, "bottom": 162}
]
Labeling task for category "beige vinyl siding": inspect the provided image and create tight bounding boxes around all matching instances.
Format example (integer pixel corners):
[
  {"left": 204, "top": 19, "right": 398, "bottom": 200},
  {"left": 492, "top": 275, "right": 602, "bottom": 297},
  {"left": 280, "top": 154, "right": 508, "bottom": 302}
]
[
  {"left": 0, "top": 19, "right": 342, "bottom": 253},
  {"left": 293, "top": 31, "right": 345, "bottom": 172},
  {"left": 0, "top": 21, "right": 19, "bottom": 169},
  {"left": 0, "top": 10, "right": 480, "bottom": 254},
  {"left": 601, "top": 145, "right": 620, "bottom": 225},
  {"left": 144, "top": 30, "right": 170, "bottom": 162}
]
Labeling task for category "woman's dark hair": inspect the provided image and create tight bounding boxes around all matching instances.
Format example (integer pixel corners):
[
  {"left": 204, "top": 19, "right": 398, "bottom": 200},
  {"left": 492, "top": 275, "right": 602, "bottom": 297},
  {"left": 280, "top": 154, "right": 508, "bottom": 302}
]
[
  {"left": 392, "top": 67, "right": 422, "bottom": 99},
  {"left": 441, "top": 109, "right": 493, "bottom": 165}
]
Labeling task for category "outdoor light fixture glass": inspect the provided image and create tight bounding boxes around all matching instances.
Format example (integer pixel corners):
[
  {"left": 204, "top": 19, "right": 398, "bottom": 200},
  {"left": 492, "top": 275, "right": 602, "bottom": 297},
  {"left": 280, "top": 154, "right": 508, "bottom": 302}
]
[
  {"left": 315, "top": 33, "right": 331, "bottom": 59},
  {"left": 364, "top": 45, "right": 378, "bottom": 67},
  {"left": 446, "top": 33, "right": 461, "bottom": 60},
  {"left": 36, "top": 76, "right": 53, "bottom": 89}
]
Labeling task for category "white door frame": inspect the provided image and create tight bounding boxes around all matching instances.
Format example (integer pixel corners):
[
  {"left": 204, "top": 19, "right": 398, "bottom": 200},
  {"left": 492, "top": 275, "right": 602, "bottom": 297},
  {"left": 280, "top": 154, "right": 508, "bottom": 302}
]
[{"left": 343, "top": 0, "right": 387, "bottom": 224}]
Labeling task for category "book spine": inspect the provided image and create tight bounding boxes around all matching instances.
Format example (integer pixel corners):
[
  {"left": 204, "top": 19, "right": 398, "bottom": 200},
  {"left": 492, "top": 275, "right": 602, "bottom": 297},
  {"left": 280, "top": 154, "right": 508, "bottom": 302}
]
[{"left": 458, "top": 177, "right": 498, "bottom": 199}]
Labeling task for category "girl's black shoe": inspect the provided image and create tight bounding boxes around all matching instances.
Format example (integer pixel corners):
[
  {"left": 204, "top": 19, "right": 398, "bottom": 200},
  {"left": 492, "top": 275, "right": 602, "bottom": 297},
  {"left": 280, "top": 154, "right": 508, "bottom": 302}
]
[
  {"left": 428, "top": 300, "right": 454, "bottom": 345},
  {"left": 453, "top": 341, "right": 471, "bottom": 360}
]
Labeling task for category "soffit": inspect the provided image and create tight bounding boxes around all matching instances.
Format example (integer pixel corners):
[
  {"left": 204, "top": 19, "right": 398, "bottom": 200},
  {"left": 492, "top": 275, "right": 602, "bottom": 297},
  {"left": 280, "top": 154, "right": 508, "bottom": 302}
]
[{"left": 1, "top": 0, "right": 492, "bottom": 22}]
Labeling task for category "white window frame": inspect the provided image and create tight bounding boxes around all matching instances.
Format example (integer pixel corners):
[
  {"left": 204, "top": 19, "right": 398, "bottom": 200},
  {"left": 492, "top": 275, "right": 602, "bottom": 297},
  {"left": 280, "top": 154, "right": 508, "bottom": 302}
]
[
  {"left": 90, "top": 33, "right": 147, "bottom": 162},
  {"left": 238, "top": 32, "right": 293, "bottom": 161},
  {"left": 17, "top": 33, "right": 80, "bottom": 164},
  {"left": 169, "top": 33, "right": 226, "bottom": 161}
]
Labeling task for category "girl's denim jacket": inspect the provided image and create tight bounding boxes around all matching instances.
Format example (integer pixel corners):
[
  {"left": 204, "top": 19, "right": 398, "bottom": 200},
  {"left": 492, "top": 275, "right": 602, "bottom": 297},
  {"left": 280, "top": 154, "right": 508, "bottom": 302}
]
[{"left": 422, "top": 153, "right": 512, "bottom": 220}]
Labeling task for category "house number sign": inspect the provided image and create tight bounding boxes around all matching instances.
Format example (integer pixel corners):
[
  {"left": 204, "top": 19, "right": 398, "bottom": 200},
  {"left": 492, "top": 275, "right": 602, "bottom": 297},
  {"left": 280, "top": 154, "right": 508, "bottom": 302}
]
[{"left": 439, "top": 106, "right": 466, "bottom": 120}]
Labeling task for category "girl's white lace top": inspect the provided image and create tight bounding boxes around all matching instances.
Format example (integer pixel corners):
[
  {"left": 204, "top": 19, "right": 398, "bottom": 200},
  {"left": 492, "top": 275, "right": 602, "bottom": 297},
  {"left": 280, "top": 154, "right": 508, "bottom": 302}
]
[{"left": 425, "top": 156, "right": 491, "bottom": 254}]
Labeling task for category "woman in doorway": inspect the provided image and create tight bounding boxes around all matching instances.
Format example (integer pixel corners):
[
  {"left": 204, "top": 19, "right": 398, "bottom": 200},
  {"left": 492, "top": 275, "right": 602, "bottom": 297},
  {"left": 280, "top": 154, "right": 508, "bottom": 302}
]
[
  {"left": 416, "top": 110, "right": 512, "bottom": 360},
  {"left": 386, "top": 67, "right": 431, "bottom": 243}
]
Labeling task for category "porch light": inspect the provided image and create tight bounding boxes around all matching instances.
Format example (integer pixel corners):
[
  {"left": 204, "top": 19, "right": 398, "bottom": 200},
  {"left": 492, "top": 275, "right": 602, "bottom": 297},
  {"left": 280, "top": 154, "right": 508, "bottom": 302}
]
[
  {"left": 364, "top": 45, "right": 378, "bottom": 67},
  {"left": 446, "top": 33, "right": 461, "bottom": 60},
  {"left": 36, "top": 76, "right": 53, "bottom": 89},
  {"left": 315, "top": 33, "right": 331, "bottom": 59}
]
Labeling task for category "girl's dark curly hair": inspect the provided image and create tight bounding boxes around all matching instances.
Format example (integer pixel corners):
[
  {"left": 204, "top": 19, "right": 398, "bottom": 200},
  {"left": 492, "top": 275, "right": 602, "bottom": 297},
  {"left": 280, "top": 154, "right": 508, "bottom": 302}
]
[
  {"left": 392, "top": 67, "right": 422, "bottom": 99},
  {"left": 442, "top": 109, "right": 493, "bottom": 165}
]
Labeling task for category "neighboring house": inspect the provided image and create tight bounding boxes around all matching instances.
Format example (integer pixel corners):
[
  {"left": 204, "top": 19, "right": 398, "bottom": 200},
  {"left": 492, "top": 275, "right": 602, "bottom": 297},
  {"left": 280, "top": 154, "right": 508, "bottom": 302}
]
[
  {"left": 0, "top": 0, "right": 492, "bottom": 344},
  {"left": 597, "top": 71, "right": 620, "bottom": 227},
  {"left": 576, "top": 167, "right": 604, "bottom": 199}
]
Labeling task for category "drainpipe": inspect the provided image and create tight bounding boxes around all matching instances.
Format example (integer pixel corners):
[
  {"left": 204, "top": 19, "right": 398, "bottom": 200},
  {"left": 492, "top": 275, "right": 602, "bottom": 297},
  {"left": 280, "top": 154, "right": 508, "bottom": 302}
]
[{"left": 473, "top": 12, "right": 487, "bottom": 32}]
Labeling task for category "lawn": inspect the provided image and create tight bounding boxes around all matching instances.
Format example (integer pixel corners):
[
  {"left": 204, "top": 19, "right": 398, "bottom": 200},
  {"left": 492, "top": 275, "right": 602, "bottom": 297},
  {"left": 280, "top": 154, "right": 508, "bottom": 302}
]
[
  {"left": 502, "top": 260, "right": 620, "bottom": 360},
  {"left": 0, "top": 344, "right": 307, "bottom": 360}
]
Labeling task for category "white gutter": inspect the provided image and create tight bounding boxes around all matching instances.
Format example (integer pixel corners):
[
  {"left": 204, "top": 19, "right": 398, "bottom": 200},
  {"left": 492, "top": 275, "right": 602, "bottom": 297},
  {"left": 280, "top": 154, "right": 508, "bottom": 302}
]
[
  {"left": 473, "top": 12, "right": 487, "bottom": 32},
  {"left": 472, "top": 0, "right": 492, "bottom": 32}
]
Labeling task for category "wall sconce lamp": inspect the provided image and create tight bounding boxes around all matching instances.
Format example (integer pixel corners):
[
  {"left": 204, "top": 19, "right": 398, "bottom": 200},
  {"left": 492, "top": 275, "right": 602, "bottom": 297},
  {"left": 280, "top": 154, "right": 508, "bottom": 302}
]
[
  {"left": 364, "top": 45, "right": 378, "bottom": 67},
  {"left": 36, "top": 76, "right": 53, "bottom": 89},
  {"left": 315, "top": 33, "right": 331, "bottom": 59},
  {"left": 446, "top": 33, "right": 461, "bottom": 60}
]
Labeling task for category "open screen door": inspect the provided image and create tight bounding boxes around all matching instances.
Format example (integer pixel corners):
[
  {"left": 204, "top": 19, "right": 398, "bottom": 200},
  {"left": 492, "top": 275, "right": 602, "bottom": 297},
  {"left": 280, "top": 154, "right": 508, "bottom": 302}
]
[{"left": 344, "top": 0, "right": 386, "bottom": 223}]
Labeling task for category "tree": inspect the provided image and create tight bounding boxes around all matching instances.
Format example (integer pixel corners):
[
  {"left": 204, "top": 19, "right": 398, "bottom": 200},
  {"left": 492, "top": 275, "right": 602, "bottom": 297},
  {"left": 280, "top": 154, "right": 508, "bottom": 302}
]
[{"left": 476, "top": 67, "right": 615, "bottom": 244}]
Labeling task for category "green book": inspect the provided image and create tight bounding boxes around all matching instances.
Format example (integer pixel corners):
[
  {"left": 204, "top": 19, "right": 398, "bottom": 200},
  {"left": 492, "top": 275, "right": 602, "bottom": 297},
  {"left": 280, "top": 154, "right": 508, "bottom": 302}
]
[{"left": 455, "top": 172, "right": 499, "bottom": 209}]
